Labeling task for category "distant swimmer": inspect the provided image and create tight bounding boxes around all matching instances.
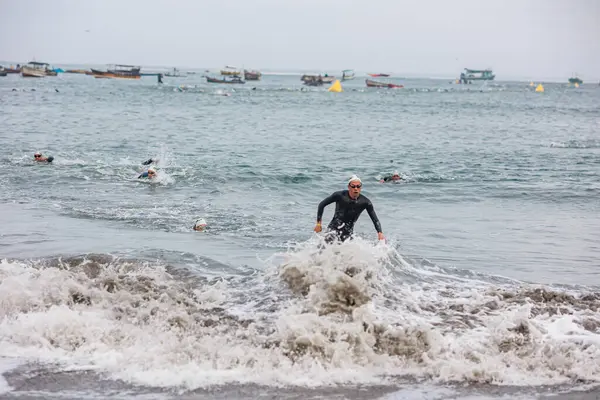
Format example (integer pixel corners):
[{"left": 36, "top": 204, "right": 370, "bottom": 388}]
[
  {"left": 314, "top": 175, "right": 385, "bottom": 243},
  {"left": 138, "top": 166, "right": 157, "bottom": 179},
  {"left": 193, "top": 218, "right": 207, "bottom": 231},
  {"left": 34, "top": 152, "right": 54, "bottom": 163},
  {"left": 141, "top": 158, "right": 158, "bottom": 166},
  {"left": 380, "top": 170, "right": 403, "bottom": 183}
]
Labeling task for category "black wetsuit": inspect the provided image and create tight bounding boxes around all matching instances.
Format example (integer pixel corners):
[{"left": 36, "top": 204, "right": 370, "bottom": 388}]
[{"left": 317, "top": 190, "right": 382, "bottom": 242}]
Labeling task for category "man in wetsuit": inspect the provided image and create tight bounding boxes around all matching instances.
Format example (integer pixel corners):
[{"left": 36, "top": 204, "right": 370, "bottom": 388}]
[
  {"left": 138, "top": 166, "right": 157, "bottom": 179},
  {"left": 34, "top": 152, "right": 54, "bottom": 163},
  {"left": 314, "top": 175, "right": 385, "bottom": 243}
]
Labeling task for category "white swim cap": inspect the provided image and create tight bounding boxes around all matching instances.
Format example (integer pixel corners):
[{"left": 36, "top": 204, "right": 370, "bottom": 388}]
[
  {"left": 148, "top": 166, "right": 156, "bottom": 173},
  {"left": 34, "top": 151, "right": 41, "bottom": 156},
  {"left": 393, "top": 170, "right": 399, "bottom": 176},
  {"left": 348, "top": 174, "right": 362, "bottom": 184},
  {"left": 194, "top": 218, "right": 207, "bottom": 230}
]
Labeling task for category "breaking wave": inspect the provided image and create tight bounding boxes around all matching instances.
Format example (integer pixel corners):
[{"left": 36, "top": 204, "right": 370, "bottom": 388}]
[{"left": 1, "top": 239, "right": 600, "bottom": 392}]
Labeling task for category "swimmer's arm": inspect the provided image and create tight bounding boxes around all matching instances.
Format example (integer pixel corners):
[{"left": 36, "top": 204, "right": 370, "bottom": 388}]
[
  {"left": 316, "top": 192, "right": 340, "bottom": 223},
  {"left": 366, "top": 201, "right": 383, "bottom": 233}
]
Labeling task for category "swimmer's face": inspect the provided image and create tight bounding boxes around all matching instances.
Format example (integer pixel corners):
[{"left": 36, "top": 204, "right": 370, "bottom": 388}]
[
  {"left": 348, "top": 180, "right": 362, "bottom": 198},
  {"left": 392, "top": 174, "right": 400, "bottom": 181},
  {"left": 148, "top": 171, "right": 156, "bottom": 178}
]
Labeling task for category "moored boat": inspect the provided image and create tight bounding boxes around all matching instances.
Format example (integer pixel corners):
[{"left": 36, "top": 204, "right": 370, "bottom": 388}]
[
  {"left": 220, "top": 66, "right": 241, "bottom": 76},
  {"left": 301, "top": 74, "right": 335, "bottom": 85},
  {"left": 459, "top": 68, "right": 495, "bottom": 84},
  {"left": 569, "top": 77, "right": 583, "bottom": 85},
  {"left": 365, "top": 79, "right": 403, "bottom": 88},
  {"left": 244, "top": 69, "right": 261, "bottom": 80},
  {"left": 341, "top": 69, "right": 355, "bottom": 81},
  {"left": 91, "top": 64, "right": 141, "bottom": 79},
  {"left": 21, "top": 62, "right": 55, "bottom": 78},
  {"left": 206, "top": 75, "right": 245, "bottom": 84}
]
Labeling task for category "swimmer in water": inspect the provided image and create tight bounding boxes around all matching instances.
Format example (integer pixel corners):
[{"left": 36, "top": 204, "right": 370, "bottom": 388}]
[
  {"left": 314, "top": 175, "right": 385, "bottom": 243},
  {"left": 380, "top": 170, "right": 402, "bottom": 183},
  {"left": 138, "top": 166, "right": 157, "bottom": 179},
  {"left": 193, "top": 218, "right": 207, "bottom": 231},
  {"left": 141, "top": 158, "right": 158, "bottom": 166},
  {"left": 33, "top": 152, "right": 54, "bottom": 163}
]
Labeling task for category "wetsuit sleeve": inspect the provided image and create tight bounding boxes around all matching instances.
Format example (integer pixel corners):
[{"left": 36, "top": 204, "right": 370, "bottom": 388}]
[
  {"left": 366, "top": 201, "right": 383, "bottom": 233},
  {"left": 138, "top": 172, "right": 148, "bottom": 178},
  {"left": 317, "top": 192, "right": 340, "bottom": 221},
  {"left": 142, "top": 159, "right": 153, "bottom": 165}
]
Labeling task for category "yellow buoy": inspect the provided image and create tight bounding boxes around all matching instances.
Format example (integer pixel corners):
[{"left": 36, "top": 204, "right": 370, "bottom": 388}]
[
  {"left": 535, "top": 83, "right": 544, "bottom": 92},
  {"left": 328, "top": 80, "right": 343, "bottom": 93}
]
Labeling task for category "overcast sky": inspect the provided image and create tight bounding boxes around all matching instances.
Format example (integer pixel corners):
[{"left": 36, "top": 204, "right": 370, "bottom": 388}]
[{"left": 1, "top": 0, "right": 598, "bottom": 81}]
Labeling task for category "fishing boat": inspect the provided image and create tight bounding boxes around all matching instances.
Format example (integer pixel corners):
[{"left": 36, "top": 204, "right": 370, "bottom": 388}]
[
  {"left": 368, "top": 73, "right": 390, "bottom": 77},
  {"left": 301, "top": 74, "right": 335, "bottom": 84},
  {"left": 569, "top": 76, "right": 583, "bottom": 84},
  {"left": 4, "top": 64, "right": 21, "bottom": 74},
  {"left": 21, "top": 61, "right": 55, "bottom": 78},
  {"left": 220, "top": 66, "right": 241, "bottom": 76},
  {"left": 206, "top": 75, "right": 245, "bottom": 84},
  {"left": 341, "top": 69, "right": 355, "bottom": 81},
  {"left": 458, "top": 68, "right": 495, "bottom": 84},
  {"left": 165, "top": 67, "right": 186, "bottom": 77},
  {"left": 244, "top": 69, "right": 261, "bottom": 80},
  {"left": 91, "top": 64, "right": 141, "bottom": 79},
  {"left": 365, "top": 79, "right": 403, "bottom": 89}
]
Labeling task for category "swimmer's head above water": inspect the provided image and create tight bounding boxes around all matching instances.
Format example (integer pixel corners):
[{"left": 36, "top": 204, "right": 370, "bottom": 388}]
[{"left": 193, "top": 218, "right": 207, "bottom": 231}]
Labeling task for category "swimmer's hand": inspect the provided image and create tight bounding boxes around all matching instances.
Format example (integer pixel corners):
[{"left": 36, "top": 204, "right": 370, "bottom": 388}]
[
  {"left": 314, "top": 222, "right": 322, "bottom": 233},
  {"left": 378, "top": 232, "right": 385, "bottom": 241}
]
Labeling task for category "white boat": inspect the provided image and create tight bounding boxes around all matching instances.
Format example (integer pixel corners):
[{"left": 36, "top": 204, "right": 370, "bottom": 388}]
[{"left": 21, "top": 61, "right": 55, "bottom": 78}]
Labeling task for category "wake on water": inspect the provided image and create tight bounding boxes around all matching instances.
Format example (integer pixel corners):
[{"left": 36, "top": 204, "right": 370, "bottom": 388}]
[{"left": 1, "top": 238, "right": 600, "bottom": 393}]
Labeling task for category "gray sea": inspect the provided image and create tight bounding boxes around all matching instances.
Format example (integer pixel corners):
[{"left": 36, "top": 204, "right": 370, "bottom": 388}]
[{"left": 1, "top": 70, "right": 599, "bottom": 399}]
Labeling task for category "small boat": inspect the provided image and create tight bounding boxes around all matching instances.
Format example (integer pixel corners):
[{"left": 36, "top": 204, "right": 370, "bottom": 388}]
[
  {"left": 458, "top": 68, "right": 495, "bottom": 84},
  {"left": 365, "top": 79, "right": 403, "bottom": 89},
  {"left": 368, "top": 73, "right": 390, "bottom": 77},
  {"left": 0, "top": 68, "right": 7, "bottom": 77},
  {"left": 244, "top": 69, "right": 261, "bottom": 80},
  {"left": 91, "top": 64, "right": 141, "bottom": 79},
  {"left": 341, "top": 69, "right": 355, "bottom": 81},
  {"left": 21, "top": 61, "right": 55, "bottom": 78},
  {"left": 569, "top": 77, "right": 583, "bottom": 85},
  {"left": 301, "top": 74, "right": 335, "bottom": 85},
  {"left": 220, "top": 66, "right": 242, "bottom": 76},
  {"left": 165, "top": 67, "right": 186, "bottom": 77},
  {"left": 4, "top": 64, "right": 21, "bottom": 74},
  {"left": 206, "top": 75, "right": 245, "bottom": 84}
]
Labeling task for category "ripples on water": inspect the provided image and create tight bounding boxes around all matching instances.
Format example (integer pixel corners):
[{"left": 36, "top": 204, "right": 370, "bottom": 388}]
[{"left": 0, "top": 74, "right": 599, "bottom": 399}]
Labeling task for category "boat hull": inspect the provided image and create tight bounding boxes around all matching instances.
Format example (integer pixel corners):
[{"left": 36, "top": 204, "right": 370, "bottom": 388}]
[
  {"left": 91, "top": 69, "right": 141, "bottom": 79},
  {"left": 206, "top": 77, "right": 245, "bottom": 84},
  {"left": 21, "top": 66, "right": 47, "bottom": 78},
  {"left": 365, "top": 79, "right": 403, "bottom": 88}
]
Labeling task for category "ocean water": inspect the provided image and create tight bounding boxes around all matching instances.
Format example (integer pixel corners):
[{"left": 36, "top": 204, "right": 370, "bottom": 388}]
[{"left": 1, "top": 71, "right": 599, "bottom": 399}]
